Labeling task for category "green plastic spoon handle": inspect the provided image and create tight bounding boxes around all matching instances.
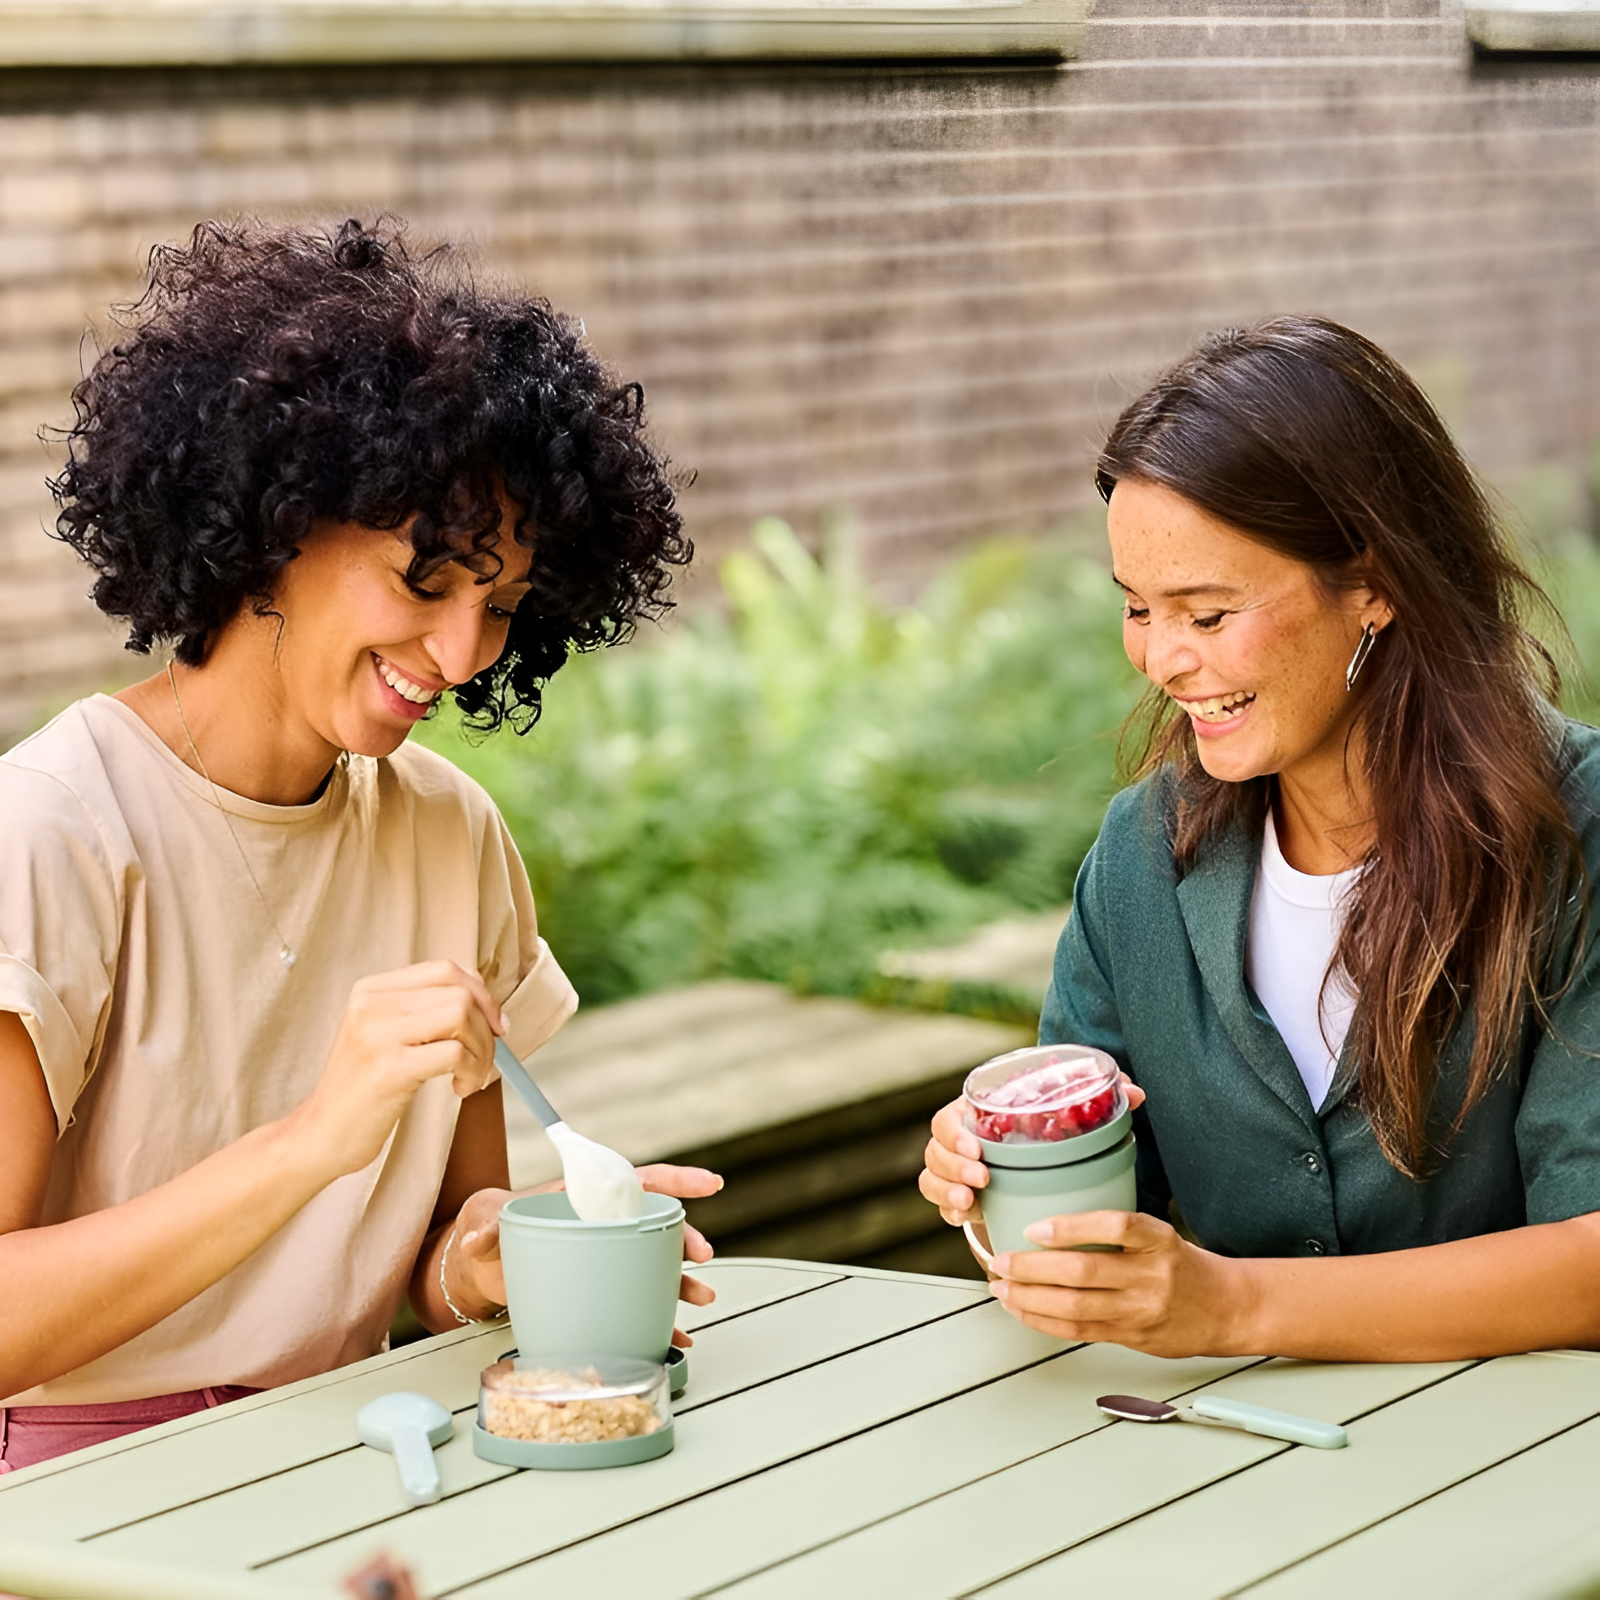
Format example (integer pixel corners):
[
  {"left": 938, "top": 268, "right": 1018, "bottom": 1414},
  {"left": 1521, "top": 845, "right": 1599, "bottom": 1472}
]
[
  {"left": 391, "top": 1421, "right": 442, "bottom": 1505},
  {"left": 495, "top": 1038, "right": 563, "bottom": 1130},
  {"left": 1191, "top": 1395, "right": 1349, "bottom": 1450}
]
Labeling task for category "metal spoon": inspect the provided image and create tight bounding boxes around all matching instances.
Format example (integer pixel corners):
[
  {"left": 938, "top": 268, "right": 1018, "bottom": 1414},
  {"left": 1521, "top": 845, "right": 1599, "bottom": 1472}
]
[
  {"left": 1096, "top": 1392, "right": 1348, "bottom": 1449},
  {"left": 493, "top": 1039, "right": 644, "bottom": 1221}
]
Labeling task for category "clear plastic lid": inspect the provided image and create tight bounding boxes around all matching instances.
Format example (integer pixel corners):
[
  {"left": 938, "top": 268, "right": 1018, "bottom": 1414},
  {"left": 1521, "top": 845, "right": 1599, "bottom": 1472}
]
[
  {"left": 963, "top": 1044, "right": 1123, "bottom": 1145},
  {"left": 478, "top": 1355, "right": 670, "bottom": 1444}
]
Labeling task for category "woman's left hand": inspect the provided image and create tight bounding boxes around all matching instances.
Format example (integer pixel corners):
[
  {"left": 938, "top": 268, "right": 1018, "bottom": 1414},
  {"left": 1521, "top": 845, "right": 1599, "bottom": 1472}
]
[
  {"left": 986, "top": 1209, "right": 1254, "bottom": 1358},
  {"left": 445, "top": 1164, "right": 722, "bottom": 1345}
]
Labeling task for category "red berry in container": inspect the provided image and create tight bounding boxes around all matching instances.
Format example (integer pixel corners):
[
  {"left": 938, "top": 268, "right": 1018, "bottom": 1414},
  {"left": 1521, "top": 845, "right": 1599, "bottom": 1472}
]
[
  {"left": 1073, "top": 1086, "right": 1117, "bottom": 1134},
  {"left": 973, "top": 1109, "right": 1016, "bottom": 1141},
  {"left": 963, "top": 1048, "right": 1123, "bottom": 1145}
]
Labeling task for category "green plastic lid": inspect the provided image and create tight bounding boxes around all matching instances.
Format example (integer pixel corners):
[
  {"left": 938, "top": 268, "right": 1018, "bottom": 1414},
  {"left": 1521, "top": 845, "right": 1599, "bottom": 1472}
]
[
  {"left": 472, "top": 1417, "right": 675, "bottom": 1470},
  {"left": 978, "top": 1101, "right": 1132, "bottom": 1169}
]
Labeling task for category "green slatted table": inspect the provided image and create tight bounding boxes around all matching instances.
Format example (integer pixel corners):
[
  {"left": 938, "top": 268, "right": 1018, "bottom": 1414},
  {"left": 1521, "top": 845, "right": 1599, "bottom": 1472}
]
[{"left": 3, "top": 1259, "right": 1600, "bottom": 1599}]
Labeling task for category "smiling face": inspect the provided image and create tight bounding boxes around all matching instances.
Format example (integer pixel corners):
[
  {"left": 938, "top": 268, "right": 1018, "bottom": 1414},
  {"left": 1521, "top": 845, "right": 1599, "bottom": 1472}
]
[
  {"left": 265, "top": 512, "right": 534, "bottom": 761},
  {"left": 1108, "top": 477, "right": 1389, "bottom": 794}
]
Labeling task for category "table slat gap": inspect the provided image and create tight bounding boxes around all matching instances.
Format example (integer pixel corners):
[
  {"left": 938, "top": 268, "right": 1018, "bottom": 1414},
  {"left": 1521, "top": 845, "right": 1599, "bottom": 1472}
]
[
  {"left": 0, "top": 1325, "right": 512, "bottom": 1541},
  {"left": 12, "top": 1262, "right": 1585, "bottom": 1600},
  {"left": 711, "top": 1358, "right": 1477, "bottom": 1599},
  {"left": 685, "top": 1356, "right": 1287, "bottom": 1600},
  {"left": 674, "top": 1268, "right": 847, "bottom": 1335},
  {"left": 449, "top": 1345, "right": 1265, "bottom": 1600},
  {"left": 436, "top": 1344, "right": 1114, "bottom": 1599},
  {"left": 1231, "top": 1413, "right": 1600, "bottom": 1599},
  {"left": 968, "top": 1359, "right": 1493, "bottom": 1597},
  {"left": 84, "top": 1276, "right": 986, "bottom": 1583},
  {"left": 674, "top": 1295, "right": 990, "bottom": 1415},
  {"left": 75, "top": 1439, "right": 396, "bottom": 1546},
  {"left": 731, "top": 1256, "right": 991, "bottom": 1294},
  {"left": 970, "top": 1354, "right": 1600, "bottom": 1599},
  {"left": 1224, "top": 1405, "right": 1600, "bottom": 1599},
  {"left": 0, "top": 1319, "right": 505, "bottom": 1492},
  {"left": 254, "top": 1302, "right": 1062, "bottom": 1591},
  {"left": 0, "top": 1264, "right": 842, "bottom": 1545},
  {"left": 75, "top": 1271, "right": 881, "bottom": 1558}
]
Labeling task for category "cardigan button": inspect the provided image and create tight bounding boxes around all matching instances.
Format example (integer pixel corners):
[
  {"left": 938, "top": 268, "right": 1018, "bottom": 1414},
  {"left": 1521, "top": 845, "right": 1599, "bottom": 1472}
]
[
  {"left": 1302, "top": 1152, "right": 1322, "bottom": 1175},
  {"left": 1306, "top": 1239, "right": 1327, "bottom": 1255}
]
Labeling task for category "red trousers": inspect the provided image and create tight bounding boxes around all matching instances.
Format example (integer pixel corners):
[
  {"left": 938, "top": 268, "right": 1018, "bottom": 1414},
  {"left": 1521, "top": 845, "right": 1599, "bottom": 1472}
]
[{"left": 0, "top": 1386, "right": 260, "bottom": 1473}]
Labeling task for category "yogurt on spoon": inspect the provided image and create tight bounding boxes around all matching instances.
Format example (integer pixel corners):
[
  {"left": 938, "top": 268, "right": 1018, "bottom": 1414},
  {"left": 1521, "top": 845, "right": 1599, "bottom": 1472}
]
[
  {"left": 545, "top": 1122, "right": 645, "bottom": 1221},
  {"left": 494, "top": 1039, "right": 645, "bottom": 1221}
]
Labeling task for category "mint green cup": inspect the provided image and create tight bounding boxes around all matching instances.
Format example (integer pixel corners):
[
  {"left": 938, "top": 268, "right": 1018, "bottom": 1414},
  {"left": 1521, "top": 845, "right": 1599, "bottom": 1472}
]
[
  {"left": 964, "top": 1044, "right": 1137, "bottom": 1257},
  {"left": 976, "top": 1107, "right": 1136, "bottom": 1255},
  {"left": 498, "top": 1192, "right": 685, "bottom": 1365}
]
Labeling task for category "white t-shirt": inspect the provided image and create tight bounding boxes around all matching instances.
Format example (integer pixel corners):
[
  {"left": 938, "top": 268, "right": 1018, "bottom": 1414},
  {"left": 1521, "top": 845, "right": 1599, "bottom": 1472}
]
[
  {"left": 1243, "top": 809, "right": 1360, "bottom": 1113},
  {"left": 0, "top": 696, "right": 577, "bottom": 1406}
]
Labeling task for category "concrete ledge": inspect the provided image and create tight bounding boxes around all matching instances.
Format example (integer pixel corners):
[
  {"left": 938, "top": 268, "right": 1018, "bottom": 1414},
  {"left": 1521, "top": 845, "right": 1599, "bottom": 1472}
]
[
  {"left": 1467, "top": 0, "right": 1600, "bottom": 52},
  {"left": 0, "top": 0, "right": 1088, "bottom": 65}
]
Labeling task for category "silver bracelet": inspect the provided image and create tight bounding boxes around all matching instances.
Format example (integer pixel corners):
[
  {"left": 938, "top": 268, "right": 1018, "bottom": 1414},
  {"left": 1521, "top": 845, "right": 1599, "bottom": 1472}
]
[{"left": 438, "top": 1226, "right": 505, "bottom": 1327}]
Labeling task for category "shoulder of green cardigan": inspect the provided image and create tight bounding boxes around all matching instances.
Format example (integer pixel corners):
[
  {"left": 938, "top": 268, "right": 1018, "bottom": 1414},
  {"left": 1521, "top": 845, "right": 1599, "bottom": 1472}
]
[
  {"left": 1090, "top": 764, "right": 1184, "bottom": 888},
  {"left": 1556, "top": 716, "right": 1600, "bottom": 839}
]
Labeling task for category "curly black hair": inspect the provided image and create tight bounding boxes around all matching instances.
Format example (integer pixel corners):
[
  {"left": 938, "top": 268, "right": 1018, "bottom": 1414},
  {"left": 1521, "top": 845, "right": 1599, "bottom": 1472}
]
[{"left": 50, "top": 217, "right": 689, "bottom": 730}]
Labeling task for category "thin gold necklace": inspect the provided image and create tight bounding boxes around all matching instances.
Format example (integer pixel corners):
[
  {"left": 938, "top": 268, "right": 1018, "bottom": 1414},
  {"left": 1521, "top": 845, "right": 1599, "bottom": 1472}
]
[{"left": 167, "top": 661, "right": 298, "bottom": 971}]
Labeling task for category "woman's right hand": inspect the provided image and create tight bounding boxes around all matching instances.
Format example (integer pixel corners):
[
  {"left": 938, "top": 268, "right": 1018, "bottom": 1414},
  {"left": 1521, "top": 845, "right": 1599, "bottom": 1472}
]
[
  {"left": 0, "top": 970, "right": 506, "bottom": 1399},
  {"left": 446, "top": 1164, "right": 723, "bottom": 1343},
  {"left": 919, "top": 1098, "right": 989, "bottom": 1226},
  {"left": 919, "top": 1073, "right": 1148, "bottom": 1227},
  {"left": 292, "top": 960, "right": 506, "bottom": 1178}
]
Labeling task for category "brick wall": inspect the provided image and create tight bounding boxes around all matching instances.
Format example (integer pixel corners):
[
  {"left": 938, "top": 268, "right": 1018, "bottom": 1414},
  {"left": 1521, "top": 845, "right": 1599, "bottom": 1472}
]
[{"left": 3, "top": 0, "right": 1599, "bottom": 737}]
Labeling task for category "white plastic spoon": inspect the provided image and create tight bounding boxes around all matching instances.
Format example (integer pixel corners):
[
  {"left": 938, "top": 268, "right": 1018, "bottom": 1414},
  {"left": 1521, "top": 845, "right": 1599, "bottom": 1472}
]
[
  {"left": 356, "top": 1392, "right": 455, "bottom": 1505},
  {"left": 494, "top": 1039, "right": 645, "bottom": 1221}
]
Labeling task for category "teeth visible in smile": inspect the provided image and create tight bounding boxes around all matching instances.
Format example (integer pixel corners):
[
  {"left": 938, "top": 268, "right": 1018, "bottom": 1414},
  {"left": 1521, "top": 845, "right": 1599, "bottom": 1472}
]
[
  {"left": 1184, "top": 691, "right": 1255, "bottom": 723},
  {"left": 376, "top": 657, "right": 440, "bottom": 706}
]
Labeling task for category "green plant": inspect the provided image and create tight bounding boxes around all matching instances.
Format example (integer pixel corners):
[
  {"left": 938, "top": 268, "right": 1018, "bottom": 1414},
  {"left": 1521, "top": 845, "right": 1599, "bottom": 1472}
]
[
  {"left": 420, "top": 511, "right": 1142, "bottom": 1006},
  {"left": 1503, "top": 446, "right": 1600, "bottom": 725},
  {"left": 421, "top": 479, "right": 1600, "bottom": 1013}
]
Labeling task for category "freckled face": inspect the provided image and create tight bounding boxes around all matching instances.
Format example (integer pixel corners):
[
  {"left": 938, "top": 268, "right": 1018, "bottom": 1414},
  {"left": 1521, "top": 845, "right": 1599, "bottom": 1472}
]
[
  {"left": 1108, "top": 478, "right": 1383, "bottom": 787},
  {"left": 266, "top": 515, "right": 534, "bottom": 760}
]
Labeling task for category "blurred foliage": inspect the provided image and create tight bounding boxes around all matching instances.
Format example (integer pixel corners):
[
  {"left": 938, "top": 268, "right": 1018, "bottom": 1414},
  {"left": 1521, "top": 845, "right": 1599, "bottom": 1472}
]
[
  {"left": 1506, "top": 444, "right": 1600, "bottom": 727},
  {"left": 420, "top": 509, "right": 1139, "bottom": 1006},
  {"left": 423, "top": 458, "right": 1600, "bottom": 1011}
]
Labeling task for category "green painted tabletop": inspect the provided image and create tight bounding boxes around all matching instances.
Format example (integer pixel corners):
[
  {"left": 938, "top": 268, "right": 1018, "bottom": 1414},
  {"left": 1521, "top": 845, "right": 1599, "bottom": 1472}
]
[{"left": 3, "top": 1259, "right": 1600, "bottom": 1599}]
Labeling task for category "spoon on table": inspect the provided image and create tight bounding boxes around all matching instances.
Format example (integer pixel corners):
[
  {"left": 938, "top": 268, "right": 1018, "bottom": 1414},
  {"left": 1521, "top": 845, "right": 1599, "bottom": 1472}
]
[
  {"left": 494, "top": 1038, "right": 645, "bottom": 1221},
  {"left": 1097, "top": 1392, "right": 1348, "bottom": 1449},
  {"left": 356, "top": 1392, "right": 455, "bottom": 1505}
]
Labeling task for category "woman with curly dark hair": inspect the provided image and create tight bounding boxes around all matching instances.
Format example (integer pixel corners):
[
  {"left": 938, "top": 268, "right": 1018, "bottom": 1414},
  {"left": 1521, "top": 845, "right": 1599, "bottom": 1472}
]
[
  {"left": 0, "top": 219, "right": 716, "bottom": 1470},
  {"left": 923, "top": 316, "right": 1600, "bottom": 1361}
]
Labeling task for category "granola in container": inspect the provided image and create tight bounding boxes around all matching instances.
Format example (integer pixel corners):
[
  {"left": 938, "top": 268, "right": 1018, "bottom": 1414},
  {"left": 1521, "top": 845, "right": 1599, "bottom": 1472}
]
[{"left": 477, "top": 1356, "right": 669, "bottom": 1445}]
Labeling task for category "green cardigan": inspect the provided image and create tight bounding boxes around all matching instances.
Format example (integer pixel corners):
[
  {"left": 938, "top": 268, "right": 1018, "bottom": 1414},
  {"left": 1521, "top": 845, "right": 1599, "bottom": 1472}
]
[{"left": 1040, "top": 719, "right": 1600, "bottom": 1258}]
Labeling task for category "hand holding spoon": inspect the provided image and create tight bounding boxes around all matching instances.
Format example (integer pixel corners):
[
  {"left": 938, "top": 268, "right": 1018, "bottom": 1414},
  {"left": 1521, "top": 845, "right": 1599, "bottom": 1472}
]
[
  {"left": 1097, "top": 1392, "right": 1348, "bottom": 1449},
  {"left": 494, "top": 1039, "right": 645, "bottom": 1221}
]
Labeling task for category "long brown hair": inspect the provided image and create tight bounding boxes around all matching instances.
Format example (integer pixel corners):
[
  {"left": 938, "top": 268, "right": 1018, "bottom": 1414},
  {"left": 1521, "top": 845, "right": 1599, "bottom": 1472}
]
[{"left": 1098, "top": 315, "right": 1581, "bottom": 1178}]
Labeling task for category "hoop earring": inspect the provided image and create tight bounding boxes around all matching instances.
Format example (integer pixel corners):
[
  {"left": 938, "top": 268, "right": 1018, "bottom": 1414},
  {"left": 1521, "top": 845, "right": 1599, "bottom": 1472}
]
[{"left": 1345, "top": 622, "right": 1377, "bottom": 693}]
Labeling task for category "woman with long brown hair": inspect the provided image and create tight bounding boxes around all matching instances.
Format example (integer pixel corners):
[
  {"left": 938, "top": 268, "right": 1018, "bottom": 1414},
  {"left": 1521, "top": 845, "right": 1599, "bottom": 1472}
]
[{"left": 921, "top": 314, "right": 1600, "bottom": 1359}]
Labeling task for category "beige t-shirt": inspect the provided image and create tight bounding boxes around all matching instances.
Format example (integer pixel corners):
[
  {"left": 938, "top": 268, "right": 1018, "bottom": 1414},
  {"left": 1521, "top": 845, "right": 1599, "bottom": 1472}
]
[{"left": 0, "top": 696, "right": 577, "bottom": 1406}]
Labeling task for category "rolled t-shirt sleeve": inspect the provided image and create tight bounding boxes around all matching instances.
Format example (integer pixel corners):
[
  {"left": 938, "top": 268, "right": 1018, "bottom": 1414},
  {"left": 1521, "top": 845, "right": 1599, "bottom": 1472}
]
[
  {"left": 0, "top": 766, "right": 122, "bottom": 1132},
  {"left": 476, "top": 810, "right": 578, "bottom": 1066}
]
